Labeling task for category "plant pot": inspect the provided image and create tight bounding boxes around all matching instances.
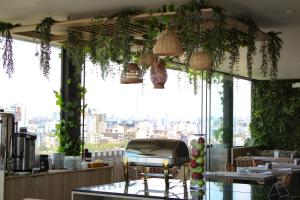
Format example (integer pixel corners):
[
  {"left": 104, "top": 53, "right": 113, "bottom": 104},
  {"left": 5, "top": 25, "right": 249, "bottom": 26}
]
[{"left": 150, "top": 60, "right": 168, "bottom": 89}]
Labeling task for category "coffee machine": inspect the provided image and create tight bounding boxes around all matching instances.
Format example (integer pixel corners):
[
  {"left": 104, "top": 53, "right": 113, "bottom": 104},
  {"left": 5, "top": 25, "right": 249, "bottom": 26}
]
[
  {"left": 0, "top": 110, "right": 15, "bottom": 173},
  {"left": 14, "top": 127, "right": 36, "bottom": 172}
]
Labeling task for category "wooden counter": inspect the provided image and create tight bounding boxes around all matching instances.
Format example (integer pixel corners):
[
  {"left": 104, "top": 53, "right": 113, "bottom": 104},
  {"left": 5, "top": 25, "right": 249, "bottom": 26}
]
[{"left": 5, "top": 166, "right": 113, "bottom": 200}]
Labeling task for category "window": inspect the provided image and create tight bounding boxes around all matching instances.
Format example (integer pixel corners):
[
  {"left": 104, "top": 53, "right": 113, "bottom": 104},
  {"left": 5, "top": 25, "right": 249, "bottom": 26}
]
[
  {"left": 0, "top": 39, "right": 61, "bottom": 154},
  {"left": 83, "top": 61, "right": 218, "bottom": 152},
  {"left": 233, "top": 78, "right": 251, "bottom": 146}
]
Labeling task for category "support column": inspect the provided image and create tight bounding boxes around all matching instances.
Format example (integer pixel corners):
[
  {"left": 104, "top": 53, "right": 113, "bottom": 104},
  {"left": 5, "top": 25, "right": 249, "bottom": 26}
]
[
  {"left": 222, "top": 75, "right": 233, "bottom": 149},
  {"left": 60, "top": 48, "right": 82, "bottom": 155}
]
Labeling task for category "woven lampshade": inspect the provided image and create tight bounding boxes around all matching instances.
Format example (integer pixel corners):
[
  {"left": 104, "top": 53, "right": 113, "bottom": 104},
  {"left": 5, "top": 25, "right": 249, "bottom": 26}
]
[
  {"left": 189, "top": 51, "right": 212, "bottom": 70},
  {"left": 153, "top": 29, "right": 184, "bottom": 57},
  {"left": 120, "top": 63, "right": 143, "bottom": 84},
  {"left": 138, "top": 51, "right": 157, "bottom": 66}
]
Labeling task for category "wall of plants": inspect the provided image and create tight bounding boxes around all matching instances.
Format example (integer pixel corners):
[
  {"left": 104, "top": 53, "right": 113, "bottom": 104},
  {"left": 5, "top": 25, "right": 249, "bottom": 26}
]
[{"left": 250, "top": 80, "right": 300, "bottom": 150}]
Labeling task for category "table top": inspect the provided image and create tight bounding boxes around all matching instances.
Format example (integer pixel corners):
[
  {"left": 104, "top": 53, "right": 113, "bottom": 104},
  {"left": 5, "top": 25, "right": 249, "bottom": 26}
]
[
  {"left": 237, "top": 166, "right": 300, "bottom": 175},
  {"left": 72, "top": 178, "right": 286, "bottom": 200},
  {"left": 205, "top": 171, "right": 277, "bottom": 182}
]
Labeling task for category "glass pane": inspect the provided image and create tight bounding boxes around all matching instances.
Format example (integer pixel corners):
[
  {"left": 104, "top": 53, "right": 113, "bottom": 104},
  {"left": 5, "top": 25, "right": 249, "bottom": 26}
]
[
  {"left": 233, "top": 78, "right": 251, "bottom": 146},
  {"left": 0, "top": 39, "right": 61, "bottom": 154}
]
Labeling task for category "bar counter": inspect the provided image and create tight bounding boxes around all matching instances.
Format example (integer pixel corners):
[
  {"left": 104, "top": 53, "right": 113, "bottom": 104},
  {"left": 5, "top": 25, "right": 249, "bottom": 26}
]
[{"left": 72, "top": 178, "right": 289, "bottom": 200}]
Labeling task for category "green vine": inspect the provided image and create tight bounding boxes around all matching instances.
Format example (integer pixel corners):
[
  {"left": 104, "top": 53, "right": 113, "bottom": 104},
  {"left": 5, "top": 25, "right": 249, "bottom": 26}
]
[
  {"left": 35, "top": 17, "right": 56, "bottom": 78},
  {"left": 54, "top": 80, "right": 87, "bottom": 156},
  {"left": 227, "top": 29, "right": 241, "bottom": 73},
  {"left": 267, "top": 31, "right": 283, "bottom": 80},
  {"left": 260, "top": 41, "right": 268, "bottom": 77},
  {"left": 244, "top": 19, "right": 259, "bottom": 78},
  {"left": 63, "top": 30, "right": 86, "bottom": 74},
  {"left": 0, "top": 22, "right": 20, "bottom": 77}
]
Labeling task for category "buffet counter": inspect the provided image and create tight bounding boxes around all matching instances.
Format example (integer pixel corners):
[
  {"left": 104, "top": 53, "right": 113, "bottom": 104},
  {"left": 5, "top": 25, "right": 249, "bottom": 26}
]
[
  {"left": 72, "top": 178, "right": 291, "bottom": 200},
  {"left": 5, "top": 166, "right": 113, "bottom": 200}
]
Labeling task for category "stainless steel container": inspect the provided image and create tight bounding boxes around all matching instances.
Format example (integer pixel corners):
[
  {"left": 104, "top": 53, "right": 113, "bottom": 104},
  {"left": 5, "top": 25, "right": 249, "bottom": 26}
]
[
  {"left": 14, "top": 128, "right": 36, "bottom": 171},
  {"left": 124, "top": 139, "right": 190, "bottom": 167},
  {"left": 0, "top": 111, "right": 15, "bottom": 172}
]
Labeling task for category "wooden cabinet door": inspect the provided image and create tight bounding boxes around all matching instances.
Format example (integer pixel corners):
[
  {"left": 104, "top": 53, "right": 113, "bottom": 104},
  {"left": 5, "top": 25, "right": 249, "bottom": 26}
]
[
  {"left": 5, "top": 177, "right": 36, "bottom": 200},
  {"left": 36, "top": 174, "right": 64, "bottom": 200}
]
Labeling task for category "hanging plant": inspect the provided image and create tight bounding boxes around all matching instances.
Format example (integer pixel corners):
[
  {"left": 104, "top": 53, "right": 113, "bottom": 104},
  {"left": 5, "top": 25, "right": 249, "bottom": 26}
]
[
  {"left": 227, "top": 29, "right": 241, "bottom": 73},
  {"left": 260, "top": 41, "right": 268, "bottom": 77},
  {"left": 35, "top": 17, "right": 56, "bottom": 78},
  {"left": 63, "top": 30, "right": 86, "bottom": 74},
  {"left": 244, "top": 19, "right": 259, "bottom": 78},
  {"left": 201, "top": 6, "right": 227, "bottom": 69},
  {"left": 267, "top": 31, "right": 283, "bottom": 80},
  {"left": 0, "top": 22, "right": 20, "bottom": 77}
]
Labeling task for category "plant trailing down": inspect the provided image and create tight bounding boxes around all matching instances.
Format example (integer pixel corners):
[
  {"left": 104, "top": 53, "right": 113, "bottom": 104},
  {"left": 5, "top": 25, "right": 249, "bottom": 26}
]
[
  {"left": 35, "top": 17, "right": 56, "bottom": 78},
  {"left": 260, "top": 41, "right": 268, "bottom": 77},
  {"left": 267, "top": 31, "right": 283, "bottom": 80},
  {"left": 64, "top": 30, "right": 86, "bottom": 74},
  {"left": 62, "top": 0, "right": 283, "bottom": 84},
  {"left": 54, "top": 81, "right": 87, "bottom": 156},
  {"left": 244, "top": 19, "right": 259, "bottom": 78},
  {"left": 0, "top": 22, "right": 20, "bottom": 77}
]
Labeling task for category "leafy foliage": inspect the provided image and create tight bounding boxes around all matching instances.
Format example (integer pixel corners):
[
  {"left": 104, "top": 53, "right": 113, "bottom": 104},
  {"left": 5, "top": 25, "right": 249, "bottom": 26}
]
[
  {"left": 267, "top": 32, "right": 283, "bottom": 80},
  {"left": 54, "top": 81, "right": 87, "bottom": 156},
  {"left": 250, "top": 80, "right": 300, "bottom": 150},
  {"left": 244, "top": 19, "right": 259, "bottom": 78},
  {"left": 260, "top": 41, "right": 268, "bottom": 77},
  {"left": 0, "top": 22, "right": 20, "bottom": 77},
  {"left": 35, "top": 17, "right": 56, "bottom": 78},
  {"left": 63, "top": 30, "right": 86, "bottom": 74}
]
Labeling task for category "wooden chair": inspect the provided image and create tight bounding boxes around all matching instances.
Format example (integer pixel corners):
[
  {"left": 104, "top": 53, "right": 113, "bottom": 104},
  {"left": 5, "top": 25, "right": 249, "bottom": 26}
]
[
  {"left": 225, "top": 163, "right": 235, "bottom": 184},
  {"left": 282, "top": 174, "right": 293, "bottom": 187},
  {"left": 225, "top": 163, "right": 236, "bottom": 172},
  {"left": 252, "top": 159, "right": 263, "bottom": 167}
]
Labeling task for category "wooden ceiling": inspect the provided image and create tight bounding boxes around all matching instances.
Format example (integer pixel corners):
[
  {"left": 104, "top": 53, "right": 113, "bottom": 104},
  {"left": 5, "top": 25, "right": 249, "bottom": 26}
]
[{"left": 10, "top": 8, "right": 269, "bottom": 46}]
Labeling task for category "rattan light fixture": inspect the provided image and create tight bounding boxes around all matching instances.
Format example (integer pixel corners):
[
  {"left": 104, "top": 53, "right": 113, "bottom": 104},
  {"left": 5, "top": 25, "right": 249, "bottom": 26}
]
[
  {"left": 120, "top": 63, "right": 143, "bottom": 84},
  {"left": 150, "top": 59, "right": 168, "bottom": 89},
  {"left": 138, "top": 51, "right": 157, "bottom": 66},
  {"left": 153, "top": 29, "right": 184, "bottom": 57},
  {"left": 189, "top": 51, "right": 213, "bottom": 70}
]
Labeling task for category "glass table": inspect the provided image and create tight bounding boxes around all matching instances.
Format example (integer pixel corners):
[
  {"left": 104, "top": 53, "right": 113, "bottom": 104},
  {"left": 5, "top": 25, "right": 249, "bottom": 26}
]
[{"left": 72, "top": 178, "right": 300, "bottom": 200}]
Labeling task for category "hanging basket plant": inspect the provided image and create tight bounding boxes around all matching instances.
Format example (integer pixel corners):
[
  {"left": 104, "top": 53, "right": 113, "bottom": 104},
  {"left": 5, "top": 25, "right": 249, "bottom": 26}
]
[
  {"left": 35, "top": 17, "right": 56, "bottom": 78},
  {"left": 0, "top": 22, "right": 20, "bottom": 77}
]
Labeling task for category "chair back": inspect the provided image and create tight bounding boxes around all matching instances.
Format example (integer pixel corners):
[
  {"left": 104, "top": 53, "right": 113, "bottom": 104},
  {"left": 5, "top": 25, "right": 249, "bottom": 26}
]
[
  {"left": 225, "top": 163, "right": 236, "bottom": 172},
  {"left": 252, "top": 159, "right": 263, "bottom": 167}
]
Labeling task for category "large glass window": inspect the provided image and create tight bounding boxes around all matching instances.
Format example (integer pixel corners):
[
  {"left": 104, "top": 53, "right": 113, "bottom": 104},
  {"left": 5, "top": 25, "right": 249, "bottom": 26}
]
[
  {"left": 0, "top": 39, "right": 61, "bottom": 154},
  {"left": 83, "top": 61, "right": 216, "bottom": 152},
  {"left": 233, "top": 78, "right": 251, "bottom": 146}
]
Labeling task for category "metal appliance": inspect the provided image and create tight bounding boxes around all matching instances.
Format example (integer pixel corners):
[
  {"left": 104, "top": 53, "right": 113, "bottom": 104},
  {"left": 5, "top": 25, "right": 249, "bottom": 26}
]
[
  {"left": 123, "top": 139, "right": 190, "bottom": 187},
  {"left": 14, "top": 127, "right": 36, "bottom": 171},
  {"left": 0, "top": 110, "right": 15, "bottom": 173}
]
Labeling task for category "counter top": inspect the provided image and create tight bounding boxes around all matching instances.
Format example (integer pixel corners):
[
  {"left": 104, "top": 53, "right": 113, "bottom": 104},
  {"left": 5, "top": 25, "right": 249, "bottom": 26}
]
[
  {"left": 72, "top": 178, "right": 281, "bottom": 200},
  {"left": 5, "top": 166, "right": 113, "bottom": 180}
]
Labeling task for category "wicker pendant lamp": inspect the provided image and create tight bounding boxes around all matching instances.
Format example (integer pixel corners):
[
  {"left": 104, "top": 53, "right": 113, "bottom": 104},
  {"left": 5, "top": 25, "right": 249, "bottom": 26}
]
[
  {"left": 138, "top": 51, "right": 157, "bottom": 66},
  {"left": 153, "top": 29, "right": 184, "bottom": 57},
  {"left": 189, "top": 51, "right": 212, "bottom": 70},
  {"left": 120, "top": 63, "right": 143, "bottom": 84}
]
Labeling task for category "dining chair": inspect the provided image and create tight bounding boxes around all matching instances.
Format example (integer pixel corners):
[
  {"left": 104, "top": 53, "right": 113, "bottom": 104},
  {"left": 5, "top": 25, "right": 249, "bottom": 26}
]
[
  {"left": 252, "top": 159, "right": 263, "bottom": 167},
  {"left": 225, "top": 163, "right": 235, "bottom": 184},
  {"left": 225, "top": 163, "right": 236, "bottom": 172},
  {"left": 282, "top": 174, "right": 293, "bottom": 187}
]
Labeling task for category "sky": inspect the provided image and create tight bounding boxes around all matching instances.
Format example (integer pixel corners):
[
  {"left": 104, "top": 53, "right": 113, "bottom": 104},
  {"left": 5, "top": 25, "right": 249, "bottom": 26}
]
[{"left": 0, "top": 39, "right": 251, "bottom": 122}]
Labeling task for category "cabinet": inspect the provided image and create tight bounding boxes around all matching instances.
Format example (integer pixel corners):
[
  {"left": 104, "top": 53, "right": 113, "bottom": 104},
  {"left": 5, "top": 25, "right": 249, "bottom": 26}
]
[{"left": 5, "top": 167, "right": 113, "bottom": 200}]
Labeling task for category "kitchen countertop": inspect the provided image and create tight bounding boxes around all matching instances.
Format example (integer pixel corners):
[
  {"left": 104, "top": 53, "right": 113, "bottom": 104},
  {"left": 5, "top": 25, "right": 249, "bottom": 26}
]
[
  {"left": 5, "top": 166, "right": 113, "bottom": 180},
  {"left": 72, "top": 178, "right": 287, "bottom": 200}
]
